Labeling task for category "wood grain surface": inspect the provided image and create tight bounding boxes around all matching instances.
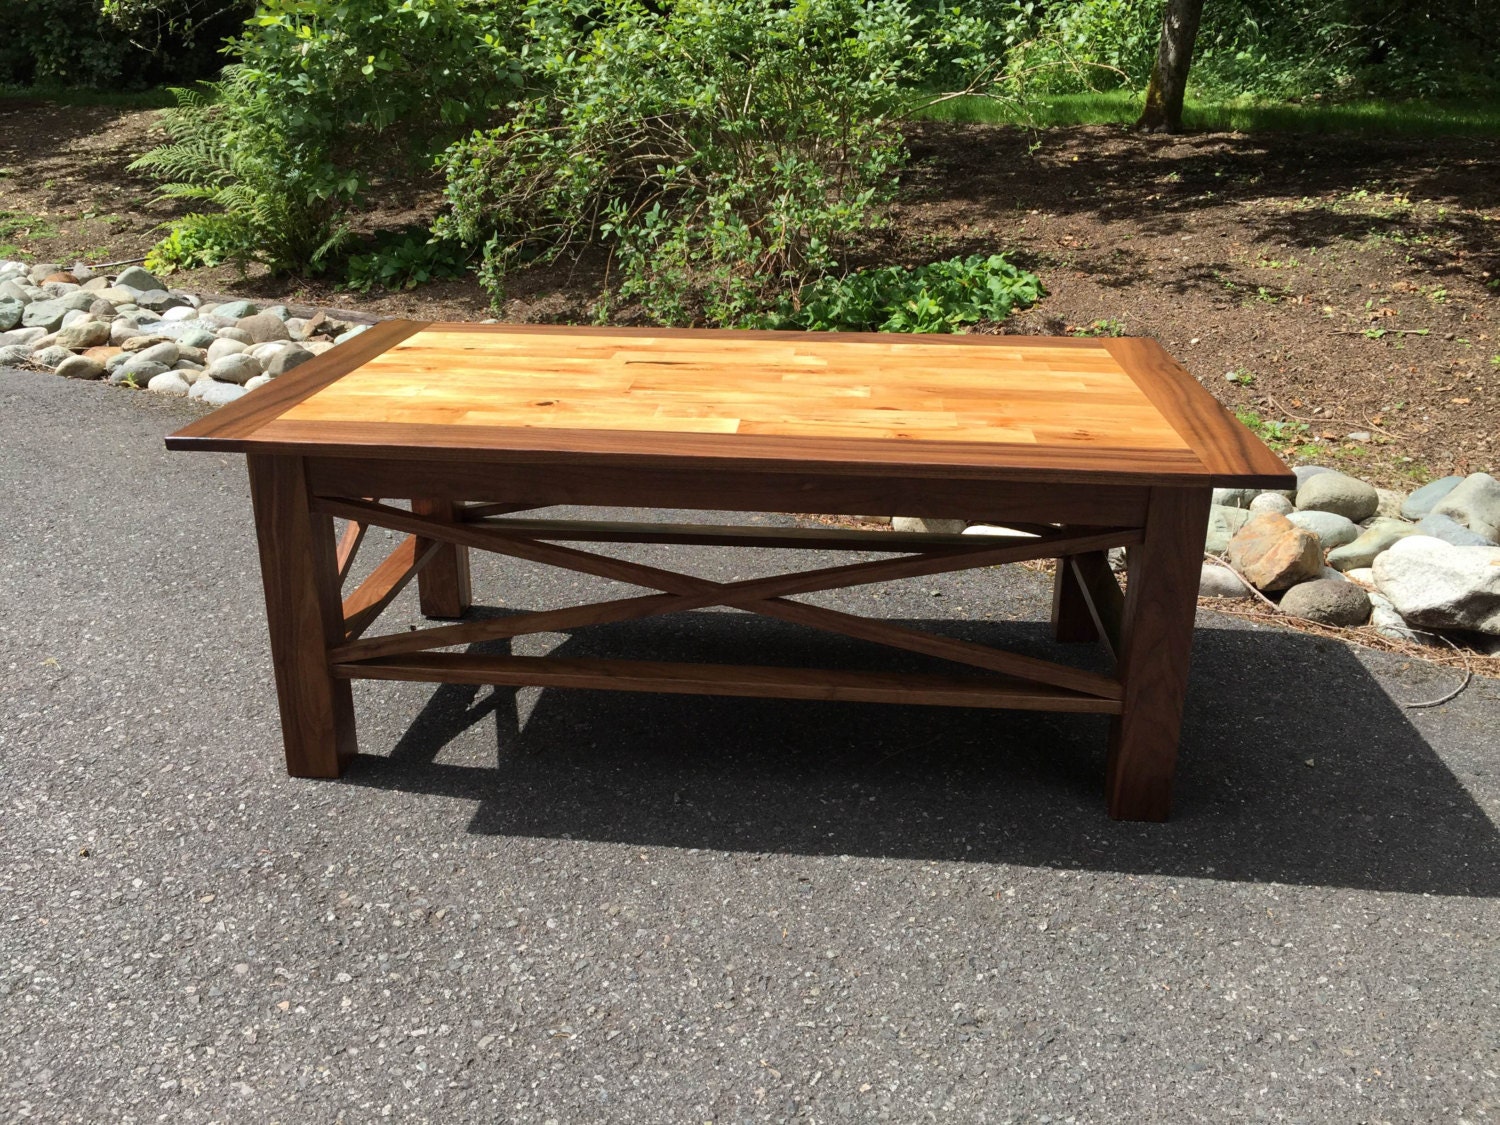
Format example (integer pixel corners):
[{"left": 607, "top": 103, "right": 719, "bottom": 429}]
[{"left": 167, "top": 322, "right": 1294, "bottom": 488}]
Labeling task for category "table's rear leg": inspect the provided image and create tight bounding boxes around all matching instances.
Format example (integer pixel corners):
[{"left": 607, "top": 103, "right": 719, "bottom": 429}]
[
  {"left": 413, "top": 499, "right": 472, "bottom": 619},
  {"left": 247, "top": 454, "right": 357, "bottom": 778},
  {"left": 1051, "top": 550, "right": 1103, "bottom": 643},
  {"left": 1105, "top": 486, "right": 1211, "bottom": 821}
]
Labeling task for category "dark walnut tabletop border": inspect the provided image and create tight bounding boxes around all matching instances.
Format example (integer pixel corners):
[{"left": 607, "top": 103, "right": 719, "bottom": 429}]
[{"left": 164, "top": 320, "right": 1294, "bottom": 490}]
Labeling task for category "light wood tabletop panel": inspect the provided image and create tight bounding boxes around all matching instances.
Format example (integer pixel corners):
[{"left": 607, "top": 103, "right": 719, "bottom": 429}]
[{"left": 167, "top": 322, "right": 1293, "bottom": 488}]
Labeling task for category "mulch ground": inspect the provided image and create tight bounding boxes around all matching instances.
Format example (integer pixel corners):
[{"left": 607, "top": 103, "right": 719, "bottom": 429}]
[{"left": 3, "top": 99, "right": 1497, "bottom": 487}]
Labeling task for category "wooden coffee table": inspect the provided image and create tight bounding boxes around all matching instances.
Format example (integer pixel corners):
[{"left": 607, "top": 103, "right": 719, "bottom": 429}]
[{"left": 166, "top": 322, "right": 1291, "bottom": 820}]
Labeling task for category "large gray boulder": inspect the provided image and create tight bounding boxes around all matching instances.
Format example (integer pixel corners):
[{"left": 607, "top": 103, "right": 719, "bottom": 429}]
[
  {"left": 53, "top": 320, "right": 110, "bottom": 349},
  {"left": 1205, "top": 505, "right": 1252, "bottom": 553},
  {"left": 1278, "top": 578, "right": 1371, "bottom": 626},
  {"left": 1372, "top": 536, "right": 1500, "bottom": 636},
  {"left": 1286, "top": 509, "right": 1359, "bottom": 549},
  {"left": 1295, "top": 471, "right": 1379, "bottom": 522},
  {"left": 1430, "top": 472, "right": 1500, "bottom": 544},
  {"left": 21, "top": 300, "right": 69, "bottom": 332},
  {"left": 1416, "top": 512, "right": 1493, "bottom": 548},
  {"left": 204, "top": 353, "right": 264, "bottom": 385},
  {"left": 113, "top": 265, "right": 166, "bottom": 293},
  {"left": 0, "top": 296, "right": 21, "bottom": 331},
  {"left": 235, "top": 313, "right": 291, "bottom": 343},
  {"left": 1326, "top": 517, "right": 1418, "bottom": 571},
  {"left": 1399, "top": 475, "right": 1464, "bottom": 521}
]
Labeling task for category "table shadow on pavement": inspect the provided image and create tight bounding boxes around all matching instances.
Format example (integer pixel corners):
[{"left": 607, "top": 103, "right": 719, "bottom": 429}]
[{"left": 341, "top": 611, "right": 1500, "bottom": 897}]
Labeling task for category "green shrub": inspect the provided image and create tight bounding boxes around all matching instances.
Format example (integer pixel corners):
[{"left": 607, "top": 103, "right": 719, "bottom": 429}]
[
  {"left": 438, "top": 0, "right": 943, "bottom": 326},
  {"left": 764, "top": 254, "right": 1043, "bottom": 333},
  {"left": 134, "top": 0, "right": 522, "bottom": 273},
  {"left": 344, "top": 231, "right": 471, "bottom": 292},
  {"left": 143, "top": 212, "right": 243, "bottom": 273}
]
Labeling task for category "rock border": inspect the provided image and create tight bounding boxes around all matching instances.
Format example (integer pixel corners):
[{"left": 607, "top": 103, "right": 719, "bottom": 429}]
[{"left": 0, "top": 260, "right": 376, "bottom": 407}]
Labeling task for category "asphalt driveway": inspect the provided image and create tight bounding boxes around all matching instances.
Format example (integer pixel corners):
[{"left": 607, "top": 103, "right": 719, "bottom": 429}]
[{"left": 3, "top": 368, "right": 1497, "bottom": 1123}]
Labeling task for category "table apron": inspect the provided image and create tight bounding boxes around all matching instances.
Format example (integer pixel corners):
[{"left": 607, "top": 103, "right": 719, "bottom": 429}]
[{"left": 302, "top": 456, "right": 1152, "bottom": 527}]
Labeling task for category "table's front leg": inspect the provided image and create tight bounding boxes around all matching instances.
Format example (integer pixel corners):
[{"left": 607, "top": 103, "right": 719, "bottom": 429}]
[
  {"left": 247, "top": 454, "right": 357, "bottom": 778},
  {"left": 1105, "top": 486, "right": 1211, "bottom": 821},
  {"left": 413, "top": 499, "right": 472, "bottom": 620}
]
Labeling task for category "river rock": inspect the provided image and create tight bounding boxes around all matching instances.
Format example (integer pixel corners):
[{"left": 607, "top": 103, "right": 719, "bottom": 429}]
[
  {"left": 1293, "top": 465, "right": 1335, "bottom": 487},
  {"left": 892, "top": 517, "right": 966, "bottom": 535},
  {"left": 1417, "top": 512, "right": 1493, "bottom": 548},
  {"left": 206, "top": 337, "right": 249, "bottom": 363},
  {"left": 87, "top": 299, "right": 117, "bottom": 321},
  {"left": 0, "top": 279, "right": 32, "bottom": 305},
  {"left": 1373, "top": 488, "right": 1406, "bottom": 519},
  {"left": 217, "top": 326, "right": 254, "bottom": 345},
  {"left": 121, "top": 334, "right": 174, "bottom": 353},
  {"left": 147, "top": 370, "right": 192, "bottom": 396},
  {"left": 1, "top": 326, "right": 46, "bottom": 347},
  {"left": 0, "top": 296, "right": 21, "bottom": 331},
  {"left": 129, "top": 342, "right": 179, "bottom": 367},
  {"left": 1399, "top": 475, "right": 1464, "bottom": 521},
  {"left": 55, "top": 354, "right": 105, "bottom": 380},
  {"left": 1285, "top": 509, "right": 1359, "bottom": 549},
  {"left": 161, "top": 305, "right": 198, "bottom": 322},
  {"left": 0, "top": 343, "right": 33, "bottom": 365},
  {"left": 134, "top": 289, "right": 192, "bottom": 313},
  {"left": 33, "top": 345, "right": 74, "bottom": 369},
  {"left": 264, "top": 344, "right": 315, "bottom": 376},
  {"left": 117, "top": 358, "right": 169, "bottom": 382},
  {"left": 54, "top": 320, "right": 110, "bottom": 349},
  {"left": 1213, "top": 487, "right": 1257, "bottom": 509},
  {"left": 1226, "top": 512, "right": 1324, "bottom": 591},
  {"left": 302, "top": 340, "right": 336, "bottom": 356},
  {"left": 1249, "top": 492, "right": 1294, "bottom": 515},
  {"left": 21, "top": 300, "right": 68, "bottom": 332},
  {"left": 334, "top": 325, "right": 370, "bottom": 344},
  {"left": 1205, "top": 504, "right": 1252, "bottom": 552},
  {"left": 176, "top": 326, "right": 218, "bottom": 350},
  {"left": 113, "top": 266, "right": 166, "bottom": 293},
  {"left": 1278, "top": 578, "right": 1370, "bottom": 626},
  {"left": 1372, "top": 536, "right": 1500, "bottom": 636},
  {"left": 243, "top": 374, "right": 273, "bottom": 392},
  {"left": 1326, "top": 517, "right": 1417, "bottom": 571},
  {"left": 1368, "top": 590, "right": 1427, "bottom": 644},
  {"left": 1295, "top": 472, "right": 1379, "bottom": 522},
  {"left": 205, "top": 353, "right": 263, "bottom": 385},
  {"left": 1199, "top": 563, "right": 1252, "bottom": 599},
  {"left": 1430, "top": 472, "right": 1500, "bottom": 543},
  {"left": 236, "top": 313, "right": 291, "bottom": 343},
  {"left": 210, "top": 300, "right": 259, "bottom": 320},
  {"left": 196, "top": 380, "right": 249, "bottom": 406}
]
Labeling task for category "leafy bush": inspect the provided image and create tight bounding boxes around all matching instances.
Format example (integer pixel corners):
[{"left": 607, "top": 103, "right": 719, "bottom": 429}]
[
  {"left": 134, "top": 0, "right": 522, "bottom": 273},
  {"left": 344, "top": 232, "right": 471, "bottom": 292},
  {"left": 438, "top": 0, "right": 944, "bottom": 326},
  {"left": 764, "top": 254, "right": 1043, "bottom": 334},
  {"left": 143, "top": 213, "right": 242, "bottom": 273}
]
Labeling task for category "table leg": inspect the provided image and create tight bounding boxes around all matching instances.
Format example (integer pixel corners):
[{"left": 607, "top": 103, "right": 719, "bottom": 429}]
[
  {"left": 246, "top": 455, "right": 357, "bottom": 778},
  {"left": 413, "top": 499, "right": 472, "bottom": 619},
  {"left": 1051, "top": 551, "right": 1103, "bottom": 643},
  {"left": 1105, "top": 486, "right": 1211, "bottom": 821}
]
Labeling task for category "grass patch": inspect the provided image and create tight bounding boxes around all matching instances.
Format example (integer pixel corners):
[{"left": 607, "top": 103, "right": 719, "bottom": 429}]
[
  {"left": 916, "top": 91, "right": 1500, "bottom": 137},
  {"left": 0, "top": 85, "right": 176, "bottom": 109}
]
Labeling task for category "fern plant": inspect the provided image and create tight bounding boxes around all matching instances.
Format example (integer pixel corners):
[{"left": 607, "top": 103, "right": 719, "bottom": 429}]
[{"left": 130, "top": 71, "right": 354, "bottom": 273}]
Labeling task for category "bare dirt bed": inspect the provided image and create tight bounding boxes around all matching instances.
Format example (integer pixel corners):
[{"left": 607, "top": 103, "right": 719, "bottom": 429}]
[{"left": 3, "top": 99, "right": 1496, "bottom": 486}]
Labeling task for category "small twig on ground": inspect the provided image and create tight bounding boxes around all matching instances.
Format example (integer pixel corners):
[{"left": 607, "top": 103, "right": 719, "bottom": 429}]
[
  {"left": 1265, "top": 395, "right": 1403, "bottom": 440},
  {"left": 1399, "top": 632, "right": 1473, "bottom": 709},
  {"left": 1332, "top": 327, "right": 1433, "bottom": 336},
  {"left": 84, "top": 256, "right": 149, "bottom": 269}
]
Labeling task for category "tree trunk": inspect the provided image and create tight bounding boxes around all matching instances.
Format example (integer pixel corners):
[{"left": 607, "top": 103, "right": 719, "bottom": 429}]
[{"left": 1136, "top": 0, "right": 1205, "bottom": 134}]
